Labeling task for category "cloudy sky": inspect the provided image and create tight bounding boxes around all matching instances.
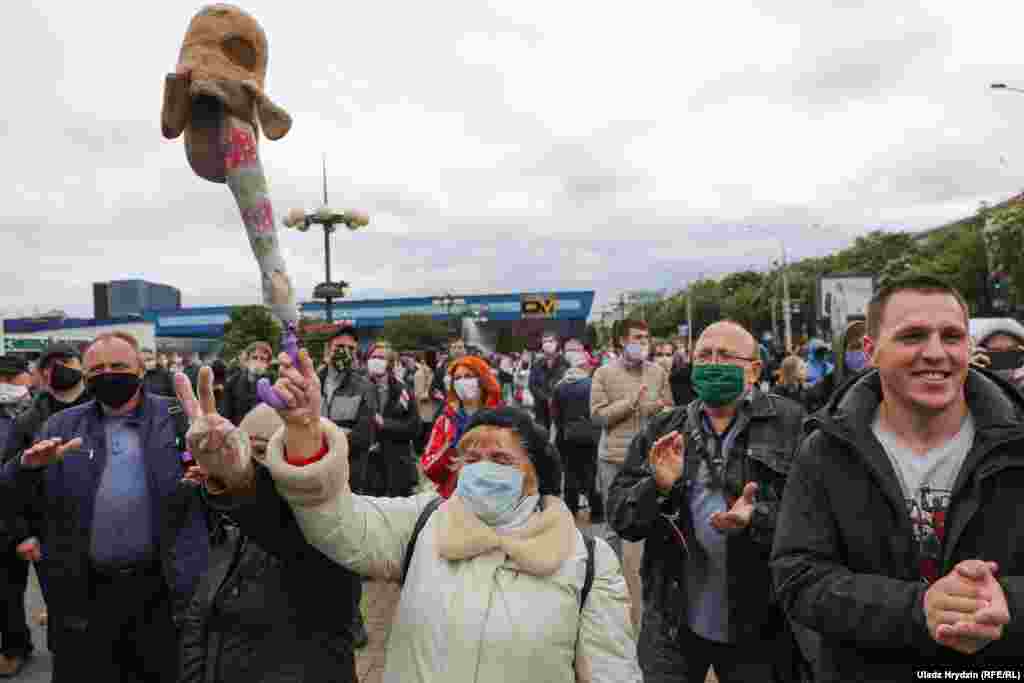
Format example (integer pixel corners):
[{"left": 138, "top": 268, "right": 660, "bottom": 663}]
[{"left": 4, "top": 0, "right": 1024, "bottom": 319}]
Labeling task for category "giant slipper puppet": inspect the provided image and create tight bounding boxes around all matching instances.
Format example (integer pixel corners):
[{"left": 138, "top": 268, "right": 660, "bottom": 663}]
[{"left": 162, "top": 4, "right": 311, "bottom": 408}]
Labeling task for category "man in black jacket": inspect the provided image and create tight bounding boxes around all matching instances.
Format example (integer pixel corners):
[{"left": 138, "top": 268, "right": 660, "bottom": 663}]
[
  {"left": 608, "top": 320, "right": 804, "bottom": 682},
  {"left": 773, "top": 275, "right": 1023, "bottom": 681},
  {"left": 318, "top": 325, "right": 378, "bottom": 649},
  {"left": 529, "top": 333, "right": 569, "bottom": 430},
  {"left": 0, "top": 344, "right": 92, "bottom": 676},
  {"left": 141, "top": 348, "right": 175, "bottom": 398}
]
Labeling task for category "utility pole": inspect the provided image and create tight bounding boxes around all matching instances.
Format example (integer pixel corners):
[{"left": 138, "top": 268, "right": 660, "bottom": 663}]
[
  {"left": 686, "top": 291, "right": 693, "bottom": 351},
  {"left": 781, "top": 245, "right": 793, "bottom": 353}
]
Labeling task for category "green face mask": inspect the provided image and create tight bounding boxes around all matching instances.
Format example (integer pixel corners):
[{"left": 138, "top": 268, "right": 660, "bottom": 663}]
[
  {"left": 331, "top": 346, "right": 355, "bottom": 372},
  {"left": 692, "top": 363, "right": 747, "bottom": 407}
]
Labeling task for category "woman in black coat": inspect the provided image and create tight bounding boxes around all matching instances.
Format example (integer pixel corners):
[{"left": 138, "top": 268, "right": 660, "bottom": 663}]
[{"left": 178, "top": 405, "right": 360, "bottom": 683}]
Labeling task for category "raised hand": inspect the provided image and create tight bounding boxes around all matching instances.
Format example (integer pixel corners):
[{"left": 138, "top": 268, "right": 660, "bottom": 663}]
[
  {"left": 272, "top": 348, "right": 325, "bottom": 462},
  {"left": 21, "top": 436, "right": 84, "bottom": 469},
  {"left": 710, "top": 482, "right": 759, "bottom": 533},
  {"left": 648, "top": 431, "right": 685, "bottom": 493},
  {"left": 174, "top": 367, "right": 253, "bottom": 494}
]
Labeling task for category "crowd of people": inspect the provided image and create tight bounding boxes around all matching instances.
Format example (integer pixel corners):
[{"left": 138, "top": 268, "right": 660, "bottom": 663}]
[{"left": 0, "top": 273, "right": 1023, "bottom": 682}]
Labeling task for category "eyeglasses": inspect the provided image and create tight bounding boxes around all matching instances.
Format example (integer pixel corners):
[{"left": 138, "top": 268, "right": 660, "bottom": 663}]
[
  {"left": 694, "top": 348, "right": 756, "bottom": 364},
  {"left": 653, "top": 353, "right": 673, "bottom": 358}
]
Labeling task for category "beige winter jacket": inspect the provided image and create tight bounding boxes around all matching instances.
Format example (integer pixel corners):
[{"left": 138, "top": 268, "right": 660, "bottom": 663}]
[
  {"left": 257, "top": 419, "right": 641, "bottom": 683},
  {"left": 590, "top": 359, "right": 672, "bottom": 465}
]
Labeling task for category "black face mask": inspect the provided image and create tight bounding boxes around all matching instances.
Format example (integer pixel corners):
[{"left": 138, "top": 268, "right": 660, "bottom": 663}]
[
  {"left": 87, "top": 373, "right": 142, "bottom": 409},
  {"left": 50, "top": 364, "right": 83, "bottom": 392}
]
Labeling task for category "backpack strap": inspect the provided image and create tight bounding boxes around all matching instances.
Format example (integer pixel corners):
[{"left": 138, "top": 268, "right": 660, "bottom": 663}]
[
  {"left": 580, "top": 529, "right": 596, "bottom": 613},
  {"left": 400, "top": 496, "right": 444, "bottom": 586}
]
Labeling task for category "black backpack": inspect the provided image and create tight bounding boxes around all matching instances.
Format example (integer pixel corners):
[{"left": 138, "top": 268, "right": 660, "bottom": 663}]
[{"left": 400, "top": 497, "right": 597, "bottom": 613}]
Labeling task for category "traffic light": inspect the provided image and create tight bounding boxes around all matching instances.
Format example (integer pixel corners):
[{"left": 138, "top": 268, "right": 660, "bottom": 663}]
[{"left": 989, "top": 271, "right": 1011, "bottom": 312}]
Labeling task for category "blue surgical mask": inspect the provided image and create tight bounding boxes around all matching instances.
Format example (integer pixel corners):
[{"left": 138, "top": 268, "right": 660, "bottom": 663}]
[
  {"left": 455, "top": 461, "right": 525, "bottom": 526},
  {"left": 845, "top": 350, "right": 867, "bottom": 372}
]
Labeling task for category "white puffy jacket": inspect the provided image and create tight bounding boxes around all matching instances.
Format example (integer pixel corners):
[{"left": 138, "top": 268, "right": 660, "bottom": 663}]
[{"left": 260, "top": 419, "right": 641, "bottom": 683}]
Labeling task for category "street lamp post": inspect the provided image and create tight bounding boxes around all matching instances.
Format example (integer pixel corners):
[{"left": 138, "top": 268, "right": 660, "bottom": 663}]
[
  {"left": 432, "top": 293, "right": 465, "bottom": 334},
  {"left": 282, "top": 158, "right": 369, "bottom": 322},
  {"left": 992, "top": 83, "right": 1024, "bottom": 95}
]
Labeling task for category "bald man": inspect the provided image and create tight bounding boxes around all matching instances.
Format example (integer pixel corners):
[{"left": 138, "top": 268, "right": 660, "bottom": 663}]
[{"left": 607, "top": 320, "right": 806, "bottom": 682}]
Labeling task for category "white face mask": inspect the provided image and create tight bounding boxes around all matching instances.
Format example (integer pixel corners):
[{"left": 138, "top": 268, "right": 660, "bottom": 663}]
[
  {"left": 367, "top": 358, "right": 388, "bottom": 377},
  {"left": 564, "top": 351, "right": 587, "bottom": 368},
  {"left": 0, "top": 383, "right": 29, "bottom": 404},
  {"left": 454, "top": 377, "right": 481, "bottom": 402}
]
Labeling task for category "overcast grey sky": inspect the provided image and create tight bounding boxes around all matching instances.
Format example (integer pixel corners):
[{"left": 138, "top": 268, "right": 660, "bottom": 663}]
[{"left": 3, "top": 0, "right": 1024, "bottom": 319}]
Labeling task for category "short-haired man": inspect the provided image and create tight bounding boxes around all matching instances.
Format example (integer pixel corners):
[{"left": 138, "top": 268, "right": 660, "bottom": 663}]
[
  {"left": 1, "top": 332, "right": 208, "bottom": 682},
  {"left": 319, "top": 325, "right": 379, "bottom": 649},
  {"left": 530, "top": 332, "right": 570, "bottom": 430},
  {"left": 773, "top": 275, "right": 1024, "bottom": 680},
  {"left": 222, "top": 340, "right": 273, "bottom": 426},
  {"left": 141, "top": 348, "right": 175, "bottom": 398},
  {"left": 607, "top": 320, "right": 804, "bottom": 681},
  {"left": 592, "top": 319, "right": 673, "bottom": 631}
]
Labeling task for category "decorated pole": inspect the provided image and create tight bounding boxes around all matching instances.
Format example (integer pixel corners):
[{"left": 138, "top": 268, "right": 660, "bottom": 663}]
[{"left": 161, "top": 4, "right": 297, "bottom": 325}]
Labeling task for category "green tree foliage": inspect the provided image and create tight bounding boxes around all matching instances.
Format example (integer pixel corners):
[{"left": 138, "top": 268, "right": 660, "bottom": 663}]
[
  {"left": 612, "top": 219, "right": 1003, "bottom": 347},
  {"left": 220, "top": 306, "right": 281, "bottom": 363},
  {"left": 381, "top": 314, "right": 451, "bottom": 352}
]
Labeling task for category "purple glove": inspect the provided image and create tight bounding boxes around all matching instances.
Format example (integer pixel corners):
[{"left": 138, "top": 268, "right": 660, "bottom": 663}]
[{"left": 257, "top": 322, "right": 300, "bottom": 410}]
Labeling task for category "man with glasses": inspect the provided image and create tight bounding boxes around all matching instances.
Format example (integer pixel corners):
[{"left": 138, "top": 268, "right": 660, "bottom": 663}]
[
  {"left": 607, "top": 320, "right": 804, "bottom": 682},
  {"left": 222, "top": 340, "right": 273, "bottom": 426}
]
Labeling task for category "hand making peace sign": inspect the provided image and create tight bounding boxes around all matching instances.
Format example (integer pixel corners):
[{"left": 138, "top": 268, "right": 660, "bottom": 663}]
[{"left": 174, "top": 366, "right": 253, "bottom": 494}]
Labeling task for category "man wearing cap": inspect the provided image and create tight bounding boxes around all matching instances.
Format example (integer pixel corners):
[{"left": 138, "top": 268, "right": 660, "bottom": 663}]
[{"left": 222, "top": 340, "right": 273, "bottom": 426}]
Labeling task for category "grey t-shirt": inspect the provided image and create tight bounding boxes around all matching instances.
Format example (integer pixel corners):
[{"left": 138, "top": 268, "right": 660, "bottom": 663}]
[{"left": 872, "top": 409, "right": 974, "bottom": 583}]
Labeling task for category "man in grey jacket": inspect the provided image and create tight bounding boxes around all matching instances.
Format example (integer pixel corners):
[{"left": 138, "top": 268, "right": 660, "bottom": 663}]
[{"left": 317, "top": 325, "right": 379, "bottom": 649}]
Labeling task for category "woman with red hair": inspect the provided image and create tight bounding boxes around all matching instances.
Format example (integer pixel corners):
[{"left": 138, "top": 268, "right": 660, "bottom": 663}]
[{"left": 420, "top": 355, "right": 502, "bottom": 497}]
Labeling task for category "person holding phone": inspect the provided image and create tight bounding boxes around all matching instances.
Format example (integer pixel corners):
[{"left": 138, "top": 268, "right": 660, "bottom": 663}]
[{"left": 970, "top": 320, "right": 1024, "bottom": 391}]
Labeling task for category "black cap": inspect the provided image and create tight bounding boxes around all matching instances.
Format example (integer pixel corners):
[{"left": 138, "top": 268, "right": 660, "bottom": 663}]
[
  {"left": 0, "top": 355, "right": 28, "bottom": 376},
  {"left": 38, "top": 343, "right": 81, "bottom": 371}
]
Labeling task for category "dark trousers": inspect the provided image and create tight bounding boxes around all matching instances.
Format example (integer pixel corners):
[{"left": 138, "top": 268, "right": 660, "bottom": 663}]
[
  {"left": 53, "top": 567, "right": 177, "bottom": 683},
  {"left": 559, "top": 441, "right": 603, "bottom": 523},
  {"left": 639, "top": 612, "right": 783, "bottom": 683},
  {"left": 0, "top": 552, "right": 32, "bottom": 658}
]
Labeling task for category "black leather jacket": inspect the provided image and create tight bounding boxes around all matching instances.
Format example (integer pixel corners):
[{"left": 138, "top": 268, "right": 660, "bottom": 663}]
[{"left": 179, "top": 469, "right": 359, "bottom": 683}]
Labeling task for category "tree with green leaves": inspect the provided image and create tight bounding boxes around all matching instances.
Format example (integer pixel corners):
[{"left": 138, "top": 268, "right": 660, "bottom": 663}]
[
  {"left": 381, "top": 314, "right": 451, "bottom": 352},
  {"left": 220, "top": 305, "right": 281, "bottom": 363}
]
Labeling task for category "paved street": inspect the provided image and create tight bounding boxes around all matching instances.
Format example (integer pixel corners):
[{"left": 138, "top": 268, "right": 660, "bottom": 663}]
[{"left": 16, "top": 565, "right": 51, "bottom": 683}]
